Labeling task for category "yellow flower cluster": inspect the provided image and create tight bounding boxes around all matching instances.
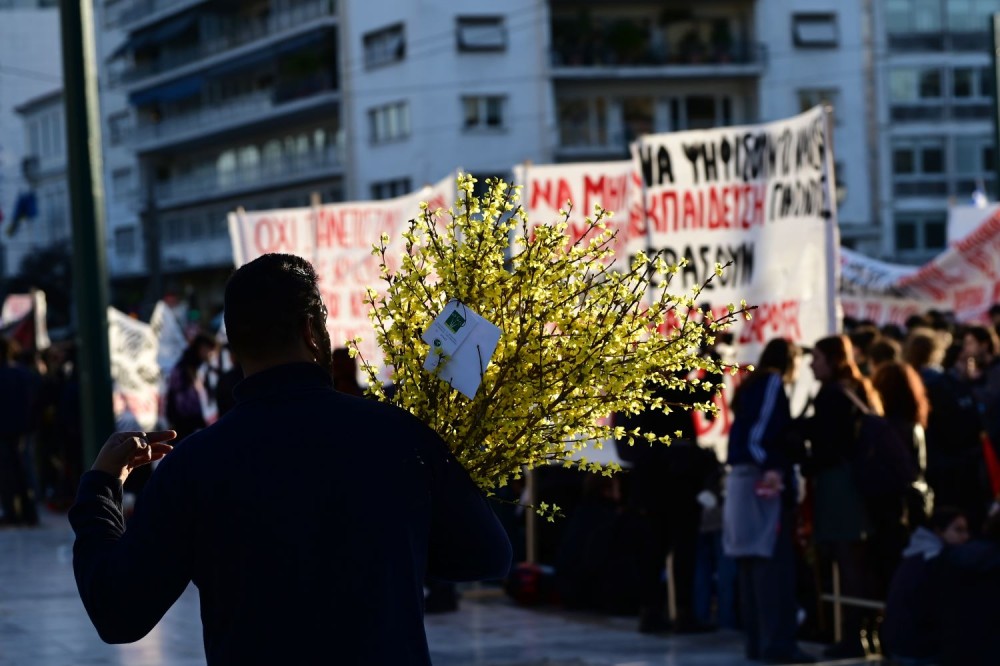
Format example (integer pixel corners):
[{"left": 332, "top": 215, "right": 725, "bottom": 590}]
[{"left": 349, "top": 174, "right": 752, "bottom": 512}]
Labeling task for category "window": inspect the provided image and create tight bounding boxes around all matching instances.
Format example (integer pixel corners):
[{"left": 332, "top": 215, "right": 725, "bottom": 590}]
[
  {"left": 556, "top": 97, "right": 607, "bottom": 148},
  {"left": 797, "top": 89, "right": 840, "bottom": 123},
  {"left": 622, "top": 97, "right": 654, "bottom": 143},
  {"left": 368, "top": 101, "right": 410, "bottom": 143},
  {"left": 891, "top": 137, "right": 948, "bottom": 196},
  {"left": 685, "top": 96, "right": 720, "bottom": 130},
  {"left": 114, "top": 226, "right": 137, "bottom": 256},
  {"left": 890, "top": 67, "right": 944, "bottom": 101},
  {"left": 111, "top": 167, "right": 134, "bottom": 202},
  {"left": 107, "top": 111, "right": 130, "bottom": 146},
  {"left": 28, "top": 120, "right": 41, "bottom": 156},
  {"left": 894, "top": 212, "right": 948, "bottom": 255},
  {"left": 954, "top": 68, "right": 974, "bottom": 97},
  {"left": 462, "top": 95, "right": 506, "bottom": 130},
  {"left": 371, "top": 178, "right": 412, "bottom": 200},
  {"left": 791, "top": 13, "right": 838, "bottom": 48},
  {"left": 885, "top": 0, "right": 944, "bottom": 34},
  {"left": 456, "top": 16, "right": 506, "bottom": 52},
  {"left": 363, "top": 23, "right": 405, "bottom": 69}
]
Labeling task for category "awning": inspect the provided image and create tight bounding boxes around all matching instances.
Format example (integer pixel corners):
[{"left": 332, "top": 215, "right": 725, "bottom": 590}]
[
  {"left": 130, "top": 75, "right": 203, "bottom": 106},
  {"left": 108, "top": 12, "right": 198, "bottom": 60}
]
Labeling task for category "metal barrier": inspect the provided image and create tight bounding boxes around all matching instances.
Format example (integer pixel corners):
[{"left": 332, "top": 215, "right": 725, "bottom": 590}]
[{"left": 820, "top": 563, "right": 885, "bottom": 642}]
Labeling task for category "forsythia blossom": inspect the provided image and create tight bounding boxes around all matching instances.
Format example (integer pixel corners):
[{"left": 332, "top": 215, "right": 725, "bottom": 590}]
[{"left": 349, "top": 175, "right": 754, "bottom": 503}]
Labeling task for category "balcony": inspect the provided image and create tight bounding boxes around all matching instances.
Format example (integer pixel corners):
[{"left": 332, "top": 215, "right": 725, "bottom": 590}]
[
  {"left": 890, "top": 102, "right": 992, "bottom": 123},
  {"left": 153, "top": 145, "right": 343, "bottom": 209},
  {"left": 550, "top": 13, "right": 764, "bottom": 79},
  {"left": 131, "top": 76, "right": 339, "bottom": 153},
  {"left": 113, "top": 0, "right": 337, "bottom": 88},
  {"left": 108, "top": 0, "right": 208, "bottom": 32}
]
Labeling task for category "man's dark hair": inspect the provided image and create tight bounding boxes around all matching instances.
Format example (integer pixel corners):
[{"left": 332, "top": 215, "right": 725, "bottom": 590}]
[
  {"left": 965, "top": 324, "right": 1000, "bottom": 356},
  {"left": 869, "top": 337, "right": 901, "bottom": 367},
  {"left": 224, "top": 254, "right": 332, "bottom": 372}
]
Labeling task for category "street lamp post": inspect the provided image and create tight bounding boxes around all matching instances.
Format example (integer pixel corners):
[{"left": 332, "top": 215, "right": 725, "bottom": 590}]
[{"left": 59, "top": 0, "right": 115, "bottom": 466}]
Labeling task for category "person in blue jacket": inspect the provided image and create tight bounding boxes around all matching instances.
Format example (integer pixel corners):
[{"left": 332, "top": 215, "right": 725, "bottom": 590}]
[
  {"left": 69, "top": 253, "right": 512, "bottom": 665},
  {"left": 724, "top": 337, "right": 813, "bottom": 664}
]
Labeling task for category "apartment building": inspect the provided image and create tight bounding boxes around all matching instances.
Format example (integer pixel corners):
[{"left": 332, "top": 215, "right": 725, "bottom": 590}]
[
  {"left": 0, "top": 4, "right": 61, "bottom": 278},
  {"left": 875, "top": 0, "right": 1000, "bottom": 263}
]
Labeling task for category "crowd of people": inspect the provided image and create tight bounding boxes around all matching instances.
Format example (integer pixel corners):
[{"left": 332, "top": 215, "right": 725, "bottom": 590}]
[{"left": 538, "top": 310, "right": 1000, "bottom": 666}]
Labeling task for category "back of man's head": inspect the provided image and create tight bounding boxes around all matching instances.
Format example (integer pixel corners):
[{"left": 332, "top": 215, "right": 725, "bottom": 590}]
[{"left": 224, "top": 254, "right": 331, "bottom": 371}]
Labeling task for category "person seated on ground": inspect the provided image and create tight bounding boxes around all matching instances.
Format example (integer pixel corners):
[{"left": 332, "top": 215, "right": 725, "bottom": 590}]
[
  {"left": 936, "top": 505, "right": 1000, "bottom": 666},
  {"left": 881, "top": 507, "right": 969, "bottom": 665}
]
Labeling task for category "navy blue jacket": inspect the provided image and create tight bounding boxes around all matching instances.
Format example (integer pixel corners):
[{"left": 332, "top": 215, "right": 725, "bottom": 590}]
[
  {"left": 70, "top": 362, "right": 512, "bottom": 665},
  {"left": 727, "top": 372, "right": 791, "bottom": 471}
]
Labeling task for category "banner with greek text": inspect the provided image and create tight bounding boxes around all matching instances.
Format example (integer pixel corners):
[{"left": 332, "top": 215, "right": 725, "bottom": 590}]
[
  {"left": 513, "top": 161, "right": 644, "bottom": 267},
  {"left": 632, "top": 106, "right": 838, "bottom": 364}
]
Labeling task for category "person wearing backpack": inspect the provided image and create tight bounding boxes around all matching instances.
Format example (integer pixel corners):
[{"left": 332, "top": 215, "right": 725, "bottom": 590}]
[
  {"left": 871, "top": 360, "right": 932, "bottom": 592},
  {"left": 800, "top": 334, "right": 882, "bottom": 659}
]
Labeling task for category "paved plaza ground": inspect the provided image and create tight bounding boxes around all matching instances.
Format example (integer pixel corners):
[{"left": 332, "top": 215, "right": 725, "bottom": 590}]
[{"left": 0, "top": 509, "right": 880, "bottom": 665}]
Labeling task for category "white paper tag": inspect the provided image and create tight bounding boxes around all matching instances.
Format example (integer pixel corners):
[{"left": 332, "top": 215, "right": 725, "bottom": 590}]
[{"left": 422, "top": 301, "right": 501, "bottom": 399}]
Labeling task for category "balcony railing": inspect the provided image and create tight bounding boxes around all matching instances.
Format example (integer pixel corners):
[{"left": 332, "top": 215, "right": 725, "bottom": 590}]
[
  {"left": 551, "top": 39, "right": 763, "bottom": 69},
  {"left": 115, "top": 0, "right": 336, "bottom": 85},
  {"left": 108, "top": 0, "right": 206, "bottom": 30},
  {"left": 888, "top": 30, "right": 990, "bottom": 52},
  {"left": 110, "top": 0, "right": 336, "bottom": 32},
  {"left": 132, "top": 81, "right": 338, "bottom": 151},
  {"left": 153, "top": 145, "right": 343, "bottom": 207},
  {"left": 890, "top": 102, "right": 992, "bottom": 122}
]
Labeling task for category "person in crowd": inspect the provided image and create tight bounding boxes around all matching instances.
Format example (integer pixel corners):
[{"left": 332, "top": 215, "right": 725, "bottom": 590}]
[
  {"left": 848, "top": 325, "right": 880, "bottom": 376},
  {"left": 693, "top": 447, "right": 737, "bottom": 631},
  {"left": 0, "top": 336, "right": 40, "bottom": 526},
  {"left": 165, "top": 332, "right": 216, "bottom": 442},
  {"left": 69, "top": 253, "right": 512, "bottom": 664},
  {"left": 936, "top": 507, "right": 1000, "bottom": 666},
  {"left": 881, "top": 506, "right": 969, "bottom": 666},
  {"left": 870, "top": 361, "right": 931, "bottom": 583},
  {"left": 904, "top": 329, "right": 973, "bottom": 519},
  {"left": 615, "top": 371, "right": 720, "bottom": 635},
  {"left": 964, "top": 325, "right": 1000, "bottom": 460},
  {"left": 800, "top": 335, "right": 881, "bottom": 659},
  {"left": 724, "top": 338, "right": 814, "bottom": 664},
  {"left": 867, "top": 338, "right": 901, "bottom": 376}
]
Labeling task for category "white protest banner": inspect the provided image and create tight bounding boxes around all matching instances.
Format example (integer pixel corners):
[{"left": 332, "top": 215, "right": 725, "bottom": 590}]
[
  {"left": 633, "top": 106, "right": 837, "bottom": 359},
  {"left": 513, "top": 161, "right": 644, "bottom": 265},
  {"left": 839, "top": 248, "right": 925, "bottom": 326},
  {"left": 107, "top": 307, "right": 161, "bottom": 431},
  {"left": 228, "top": 175, "right": 457, "bottom": 381},
  {"left": 836, "top": 210, "right": 1000, "bottom": 325},
  {"left": 150, "top": 300, "right": 188, "bottom": 378},
  {"left": 632, "top": 107, "right": 838, "bottom": 450}
]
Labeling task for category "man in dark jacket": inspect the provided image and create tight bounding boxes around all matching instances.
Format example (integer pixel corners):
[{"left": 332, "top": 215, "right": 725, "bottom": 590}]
[{"left": 70, "top": 253, "right": 512, "bottom": 665}]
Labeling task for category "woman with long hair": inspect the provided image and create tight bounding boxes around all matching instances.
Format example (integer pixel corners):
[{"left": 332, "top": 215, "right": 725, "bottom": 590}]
[
  {"left": 724, "top": 338, "right": 813, "bottom": 663},
  {"left": 802, "top": 334, "right": 881, "bottom": 659},
  {"left": 870, "top": 361, "right": 932, "bottom": 597}
]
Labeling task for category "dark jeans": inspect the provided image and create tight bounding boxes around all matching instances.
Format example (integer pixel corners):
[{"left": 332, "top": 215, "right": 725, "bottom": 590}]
[
  {"left": 694, "top": 530, "right": 738, "bottom": 628},
  {"left": 738, "top": 509, "right": 799, "bottom": 660}
]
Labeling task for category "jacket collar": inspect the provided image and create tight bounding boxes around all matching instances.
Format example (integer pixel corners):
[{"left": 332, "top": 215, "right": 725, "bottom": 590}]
[{"left": 233, "top": 362, "right": 332, "bottom": 404}]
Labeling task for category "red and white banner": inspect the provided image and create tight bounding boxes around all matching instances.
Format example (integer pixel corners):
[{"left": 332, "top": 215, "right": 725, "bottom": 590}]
[
  {"left": 513, "top": 160, "right": 645, "bottom": 266},
  {"left": 229, "top": 176, "right": 457, "bottom": 376},
  {"left": 839, "top": 209, "right": 1000, "bottom": 326}
]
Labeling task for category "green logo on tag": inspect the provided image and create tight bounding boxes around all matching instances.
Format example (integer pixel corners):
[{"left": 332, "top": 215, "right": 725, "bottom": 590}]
[{"left": 445, "top": 310, "right": 466, "bottom": 333}]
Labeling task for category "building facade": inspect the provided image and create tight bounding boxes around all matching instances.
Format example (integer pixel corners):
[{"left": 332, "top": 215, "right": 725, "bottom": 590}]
[
  {"left": 9, "top": 91, "right": 71, "bottom": 277},
  {"left": 874, "top": 0, "right": 1000, "bottom": 263},
  {"left": 0, "top": 5, "right": 62, "bottom": 278}
]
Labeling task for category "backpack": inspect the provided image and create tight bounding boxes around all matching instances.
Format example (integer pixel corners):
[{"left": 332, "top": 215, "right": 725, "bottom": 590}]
[{"left": 842, "top": 389, "right": 918, "bottom": 500}]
